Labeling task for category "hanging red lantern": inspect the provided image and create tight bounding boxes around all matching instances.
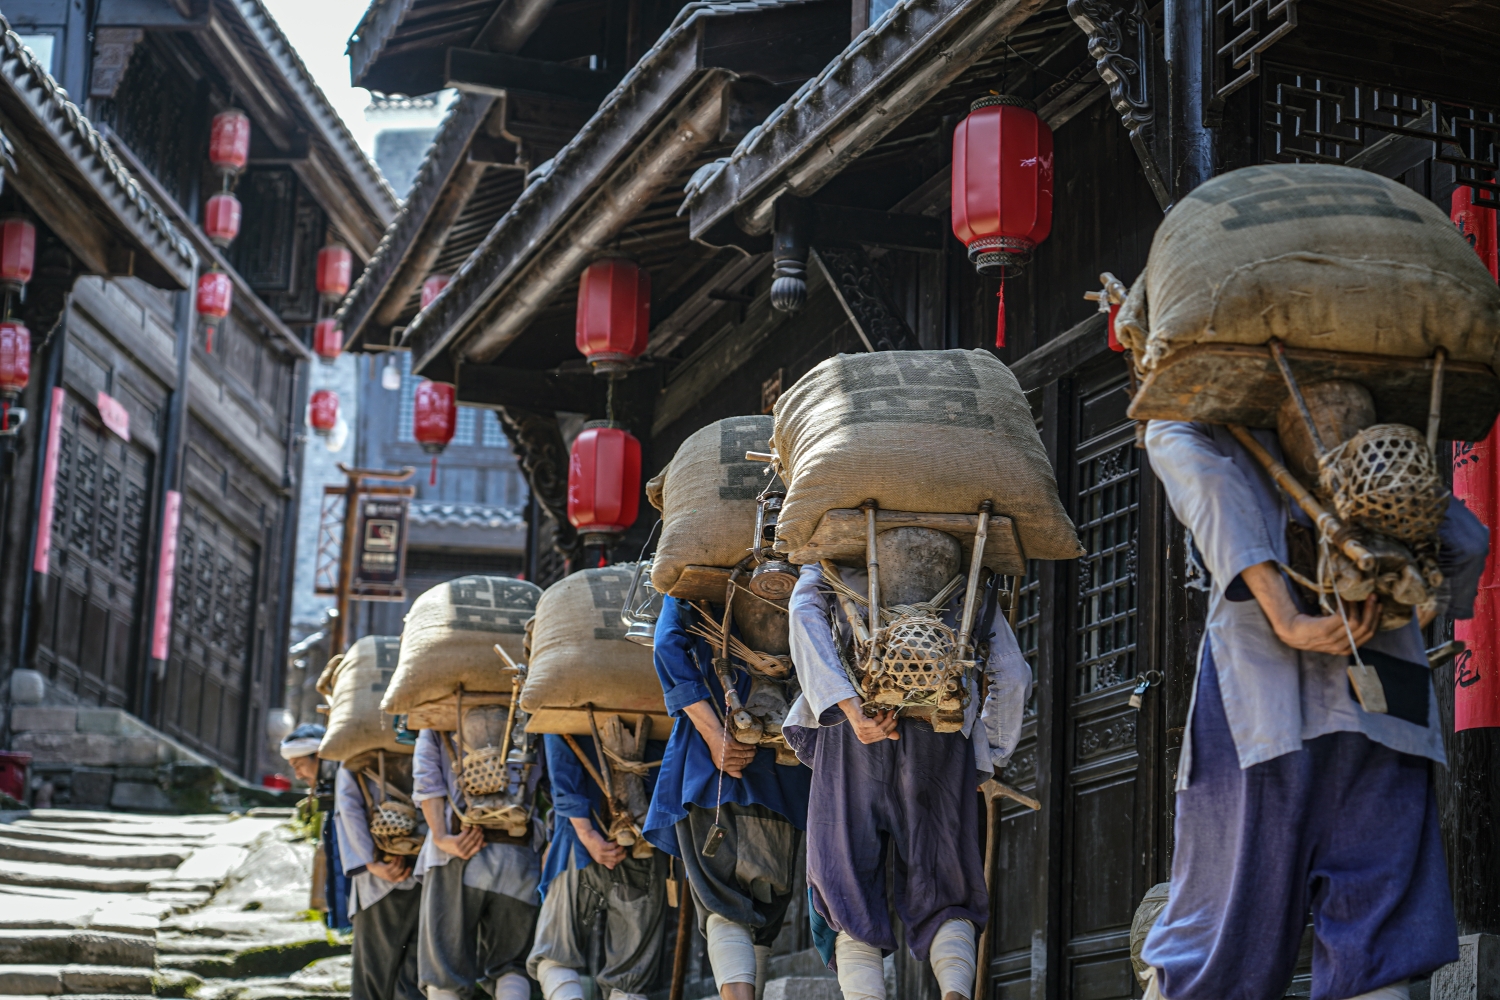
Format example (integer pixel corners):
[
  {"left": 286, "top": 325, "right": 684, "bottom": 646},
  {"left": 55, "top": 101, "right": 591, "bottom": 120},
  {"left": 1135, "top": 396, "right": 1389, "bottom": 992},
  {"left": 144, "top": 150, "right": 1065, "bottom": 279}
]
[
  {"left": 952, "top": 95, "right": 1054, "bottom": 348},
  {"left": 413, "top": 380, "right": 456, "bottom": 485},
  {"left": 1453, "top": 184, "right": 1499, "bottom": 281},
  {"left": 0, "top": 217, "right": 36, "bottom": 290},
  {"left": 421, "top": 275, "right": 450, "bottom": 311},
  {"left": 209, "top": 110, "right": 251, "bottom": 176},
  {"left": 313, "top": 319, "right": 342, "bottom": 364},
  {"left": 317, "top": 244, "right": 353, "bottom": 301},
  {"left": 567, "top": 422, "right": 641, "bottom": 539},
  {"left": 0, "top": 320, "right": 27, "bottom": 433},
  {"left": 309, "top": 389, "right": 338, "bottom": 436},
  {"left": 203, "top": 193, "right": 242, "bottom": 247},
  {"left": 575, "top": 258, "right": 649, "bottom": 375},
  {"left": 197, "top": 270, "right": 232, "bottom": 353}
]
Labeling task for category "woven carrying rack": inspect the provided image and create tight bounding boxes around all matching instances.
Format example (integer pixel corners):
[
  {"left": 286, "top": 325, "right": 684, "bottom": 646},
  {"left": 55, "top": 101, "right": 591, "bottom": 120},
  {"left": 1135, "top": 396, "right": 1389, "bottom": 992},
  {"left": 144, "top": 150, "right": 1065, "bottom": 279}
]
[
  {"left": 1319, "top": 423, "right": 1448, "bottom": 546},
  {"left": 355, "top": 753, "right": 424, "bottom": 857},
  {"left": 458, "top": 745, "right": 509, "bottom": 798},
  {"left": 866, "top": 608, "right": 966, "bottom": 713}
]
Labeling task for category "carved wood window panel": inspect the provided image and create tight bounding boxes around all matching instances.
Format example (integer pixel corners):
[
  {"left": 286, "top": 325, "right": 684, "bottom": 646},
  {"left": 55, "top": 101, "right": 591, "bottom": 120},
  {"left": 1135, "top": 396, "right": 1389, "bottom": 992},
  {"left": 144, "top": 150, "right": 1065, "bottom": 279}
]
[
  {"left": 1210, "top": 0, "right": 1298, "bottom": 105},
  {"left": 1263, "top": 66, "right": 1500, "bottom": 207},
  {"left": 1073, "top": 430, "right": 1140, "bottom": 698}
]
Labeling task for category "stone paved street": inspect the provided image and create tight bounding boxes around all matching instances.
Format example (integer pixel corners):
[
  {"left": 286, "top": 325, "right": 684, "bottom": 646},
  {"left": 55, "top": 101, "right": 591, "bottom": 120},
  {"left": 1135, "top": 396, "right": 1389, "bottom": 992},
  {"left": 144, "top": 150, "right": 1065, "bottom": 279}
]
[{"left": 0, "top": 809, "right": 350, "bottom": 1000}]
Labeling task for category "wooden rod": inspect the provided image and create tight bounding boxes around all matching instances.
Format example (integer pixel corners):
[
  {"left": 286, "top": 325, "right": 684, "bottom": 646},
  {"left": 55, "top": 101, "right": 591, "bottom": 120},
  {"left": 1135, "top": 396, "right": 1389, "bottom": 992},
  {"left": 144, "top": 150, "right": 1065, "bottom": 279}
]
[
  {"left": 1427, "top": 348, "right": 1447, "bottom": 453},
  {"left": 668, "top": 862, "right": 694, "bottom": 1000},
  {"left": 1269, "top": 340, "right": 1326, "bottom": 456},
  {"left": 862, "top": 500, "right": 880, "bottom": 670},
  {"left": 957, "top": 500, "right": 993, "bottom": 658},
  {"left": 1227, "top": 424, "right": 1375, "bottom": 571}
]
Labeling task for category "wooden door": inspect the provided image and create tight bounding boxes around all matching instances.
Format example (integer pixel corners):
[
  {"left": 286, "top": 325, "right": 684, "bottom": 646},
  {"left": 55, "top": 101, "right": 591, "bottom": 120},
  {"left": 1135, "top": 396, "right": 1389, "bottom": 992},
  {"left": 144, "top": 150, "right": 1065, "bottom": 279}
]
[
  {"left": 157, "top": 495, "right": 259, "bottom": 769},
  {"left": 33, "top": 391, "right": 153, "bottom": 709}
]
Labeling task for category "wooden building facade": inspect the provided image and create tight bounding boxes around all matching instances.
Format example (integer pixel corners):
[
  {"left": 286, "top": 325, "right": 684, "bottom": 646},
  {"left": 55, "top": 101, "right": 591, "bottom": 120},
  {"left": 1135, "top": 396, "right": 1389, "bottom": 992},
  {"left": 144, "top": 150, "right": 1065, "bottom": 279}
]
[
  {"left": 0, "top": 0, "right": 394, "bottom": 785},
  {"left": 343, "top": 0, "right": 1500, "bottom": 995}
]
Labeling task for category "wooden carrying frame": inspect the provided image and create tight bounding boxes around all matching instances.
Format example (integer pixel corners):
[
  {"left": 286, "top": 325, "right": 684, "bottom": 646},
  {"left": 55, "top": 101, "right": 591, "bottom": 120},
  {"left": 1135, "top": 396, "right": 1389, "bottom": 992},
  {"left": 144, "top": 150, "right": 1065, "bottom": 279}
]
[{"left": 403, "top": 690, "right": 514, "bottom": 732}]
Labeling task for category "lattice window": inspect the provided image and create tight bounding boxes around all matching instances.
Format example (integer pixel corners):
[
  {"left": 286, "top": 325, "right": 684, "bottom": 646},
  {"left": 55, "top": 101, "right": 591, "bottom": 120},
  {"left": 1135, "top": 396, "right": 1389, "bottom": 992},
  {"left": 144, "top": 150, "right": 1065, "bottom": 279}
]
[
  {"left": 1209, "top": 0, "right": 1297, "bottom": 104},
  {"left": 1263, "top": 67, "right": 1500, "bottom": 206},
  {"left": 1011, "top": 562, "right": 1042, "bottom": 717},
  {"left": 1075, "top": 441, "right": 1139, "bottom": 696}
]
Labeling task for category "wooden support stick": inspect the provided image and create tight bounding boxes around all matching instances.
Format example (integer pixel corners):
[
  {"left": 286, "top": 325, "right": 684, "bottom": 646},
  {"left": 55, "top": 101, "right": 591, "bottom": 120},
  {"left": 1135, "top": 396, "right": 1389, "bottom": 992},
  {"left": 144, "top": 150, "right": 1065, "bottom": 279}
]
[
  {"left": 973, "top": 776, "right": 1041, "bottom": 1000},
  {"left": 1226, "top": 425, "right": 1376, "bottom": 572},
  {"left": 1269, "top": 340, "right": 1326, "bottom": 456},
  {"left": 981, "top": 777, "right": 1042, "bottom": 812},
  {"left": 1427, "top": 348, "right": 1447, "bottom": 454},
  {"left": 957, "top": 501, "right": 993, "bottom": 658},
  {"left": 668, "top": 861, "right": 694, "bottom": 1000}
]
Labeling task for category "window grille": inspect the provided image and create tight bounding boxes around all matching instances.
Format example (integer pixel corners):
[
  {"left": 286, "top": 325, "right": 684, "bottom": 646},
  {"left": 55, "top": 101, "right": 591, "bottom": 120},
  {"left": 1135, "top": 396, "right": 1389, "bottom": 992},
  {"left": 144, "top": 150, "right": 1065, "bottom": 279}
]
[{"left": 1075, "top": 438, "right": 1139, "bottom": 695}]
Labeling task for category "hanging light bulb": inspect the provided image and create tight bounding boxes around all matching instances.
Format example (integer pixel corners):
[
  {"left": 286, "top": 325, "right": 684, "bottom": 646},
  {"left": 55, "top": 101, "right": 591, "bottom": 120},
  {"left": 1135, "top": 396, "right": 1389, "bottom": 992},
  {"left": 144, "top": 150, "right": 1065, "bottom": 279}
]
[{"left": 381, "top": 353, "right": 402, "bottom": 391}]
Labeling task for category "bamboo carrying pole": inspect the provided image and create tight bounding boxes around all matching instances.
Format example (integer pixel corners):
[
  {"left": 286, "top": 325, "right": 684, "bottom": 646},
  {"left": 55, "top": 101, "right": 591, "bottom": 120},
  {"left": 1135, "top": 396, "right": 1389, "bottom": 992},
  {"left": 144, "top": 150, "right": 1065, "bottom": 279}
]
[
  {"left": 956, "top": 501, "right": 993, "bottom": 658},
  {"left": 668, "top": 861, "right": 694, "bottom": 1000},
  {"left": 973, "top": 778, "right": 1042, "bottom": 1000}
]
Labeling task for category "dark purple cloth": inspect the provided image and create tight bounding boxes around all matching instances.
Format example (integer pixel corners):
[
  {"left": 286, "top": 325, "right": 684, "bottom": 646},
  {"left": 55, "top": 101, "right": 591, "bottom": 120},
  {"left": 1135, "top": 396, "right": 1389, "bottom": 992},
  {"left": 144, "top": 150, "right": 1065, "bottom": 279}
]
[
  {"left": 1142, "top": 648, "right": 1457, "bottom": 1000},
  {"left": 787, "top": 714, "right": 987, "bottom": 963}
]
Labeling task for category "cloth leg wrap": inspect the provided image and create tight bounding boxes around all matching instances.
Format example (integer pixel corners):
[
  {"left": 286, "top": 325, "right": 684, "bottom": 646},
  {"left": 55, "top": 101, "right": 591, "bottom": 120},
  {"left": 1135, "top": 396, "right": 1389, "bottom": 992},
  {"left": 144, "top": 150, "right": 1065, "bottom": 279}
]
[
  {"left": 754, "top": 945, "right": 771, "bottom": 1000},
  {"left": 929, "top": 919, "right": 977, "bottom": 999},
  {"left": 1342, "top": 983, "right": 1410, "bottom": 1000},
  {"left": 493, "top": 972, "right": 530, "bottom": 1000},
  {"left": 536, "top": 958, "right": 583, "bottom": 1000},
  {"left": 706, "top": 913, "right": 758, "bottom": 988},
  {"left": 834, "top": 932, "right": 886, "bottom": 1000},
  {"left": 1141, "top": 967, "right": 1166, "bottom": 1000},
  {"left": 427, "top": 991, "right": 463, "bottom": 1000},
  {"left": 606, "top": 991, "right": 650, "bottom": 1000}
]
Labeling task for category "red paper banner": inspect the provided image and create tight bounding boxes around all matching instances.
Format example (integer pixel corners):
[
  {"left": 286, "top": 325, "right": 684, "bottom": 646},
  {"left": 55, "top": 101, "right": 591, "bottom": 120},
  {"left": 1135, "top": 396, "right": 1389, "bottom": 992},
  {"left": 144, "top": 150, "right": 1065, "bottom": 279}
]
[
  {"left": 31, "top": 387, "right": 63, "bottom": 574},
  {"left": 151, "top": 490, "right": 182, "bottom": 661}
]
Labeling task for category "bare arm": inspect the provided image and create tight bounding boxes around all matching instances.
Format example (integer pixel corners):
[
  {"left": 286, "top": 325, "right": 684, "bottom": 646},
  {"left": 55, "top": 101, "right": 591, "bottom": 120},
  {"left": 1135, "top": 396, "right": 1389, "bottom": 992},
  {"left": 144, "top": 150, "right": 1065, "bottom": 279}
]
[
  {"left": 1241, "top": 562, "right": 1378, "bottom": 654},
  {"left": 682, "top": 700, "right": 757, "bottom": 777},
  {"left": 421, "top": 797, "right": 483, "bottom": 860}
]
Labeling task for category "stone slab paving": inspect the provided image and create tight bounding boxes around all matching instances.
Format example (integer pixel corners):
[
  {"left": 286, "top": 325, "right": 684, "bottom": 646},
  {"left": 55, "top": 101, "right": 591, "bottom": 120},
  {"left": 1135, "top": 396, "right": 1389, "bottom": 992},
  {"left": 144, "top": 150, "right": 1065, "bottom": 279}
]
[{"left": 0, "top": 810, "right": 347, "bottom": 999}]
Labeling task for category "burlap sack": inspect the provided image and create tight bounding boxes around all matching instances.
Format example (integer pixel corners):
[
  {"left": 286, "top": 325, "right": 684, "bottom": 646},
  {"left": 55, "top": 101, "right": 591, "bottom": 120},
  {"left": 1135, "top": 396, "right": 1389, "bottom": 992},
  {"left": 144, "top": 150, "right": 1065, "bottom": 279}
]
[
  {"left": 1115, "top": 163, "right": 1500, "bottom": 370},
  {"left": 770, "top": 350, "right": 1082, "bottom": 560},
  {"left": 319, "top": 636, "right": 408, "bottom": 761},
  {"left": 647, "top": 415, "right": 776, "bottom": 594},
  {"left": 382, "top": 576, "right": 542, "bottom": 714},
  {"left": 522, "top": 566, "right": 665, "bottom": 714}
]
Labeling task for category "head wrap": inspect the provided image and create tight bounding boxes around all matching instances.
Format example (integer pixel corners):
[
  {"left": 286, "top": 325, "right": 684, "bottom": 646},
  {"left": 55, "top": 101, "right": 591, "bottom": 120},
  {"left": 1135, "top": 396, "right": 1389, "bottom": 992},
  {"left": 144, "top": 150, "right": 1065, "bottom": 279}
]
[{"left": 279, "top": 722, "right": 326, "bottom": 761}]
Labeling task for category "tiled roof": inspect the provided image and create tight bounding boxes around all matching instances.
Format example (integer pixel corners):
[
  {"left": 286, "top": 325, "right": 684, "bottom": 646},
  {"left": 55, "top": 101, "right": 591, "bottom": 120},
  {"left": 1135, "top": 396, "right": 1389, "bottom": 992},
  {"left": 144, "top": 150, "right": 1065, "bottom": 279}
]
[{"left": 408, "top": 501, "right": 526, "bottom": 528}]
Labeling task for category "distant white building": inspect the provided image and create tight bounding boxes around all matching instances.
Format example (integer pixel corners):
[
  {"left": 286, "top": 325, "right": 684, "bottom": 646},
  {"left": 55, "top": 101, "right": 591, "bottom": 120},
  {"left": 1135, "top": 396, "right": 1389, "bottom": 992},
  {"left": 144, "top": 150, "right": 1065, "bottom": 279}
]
[{"left": 367, "top": 93, "right": 449, "bottom": 197}]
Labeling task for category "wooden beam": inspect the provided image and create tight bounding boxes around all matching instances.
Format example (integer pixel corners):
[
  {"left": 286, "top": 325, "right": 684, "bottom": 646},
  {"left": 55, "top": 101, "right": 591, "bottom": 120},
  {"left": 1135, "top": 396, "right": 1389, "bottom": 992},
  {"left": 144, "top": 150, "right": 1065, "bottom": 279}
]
[
  {"left": 456, "top": 365, "right": 610, "bottom": 416},
  {"left": 1009, "top": 312, "right": 1108, "bottom": 392},
  {"left": 813, "top": 202, "right": 947, "bottom": 253},
  {"left": 811, "top": 246, "right": 919, "bottom": 352},
  {"left": 96, "top": 0, "right": 210, "bottom": 28},
  {"left": 349, "top": 0, "right": 418, "bottom": 88},
  {"left": 445, "top": 48, "right": 618, "bottom": 104}
]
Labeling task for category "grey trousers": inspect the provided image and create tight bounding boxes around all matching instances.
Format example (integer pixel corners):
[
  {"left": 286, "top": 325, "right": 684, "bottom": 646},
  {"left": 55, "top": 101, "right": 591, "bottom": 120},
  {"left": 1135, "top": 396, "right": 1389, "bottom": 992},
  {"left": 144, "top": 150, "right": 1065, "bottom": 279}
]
[
  {"left": 526, "top": 851, "right": 670, "bottom": 996},
  {"left": 418, "top": 858, "right": 539, "bottom": 1000},
  {"left": 352, "top": 884, "right": 423, "bottom": 1000},
  {"left": 675, "top": 803, "right": 800, "bottom": 947}
]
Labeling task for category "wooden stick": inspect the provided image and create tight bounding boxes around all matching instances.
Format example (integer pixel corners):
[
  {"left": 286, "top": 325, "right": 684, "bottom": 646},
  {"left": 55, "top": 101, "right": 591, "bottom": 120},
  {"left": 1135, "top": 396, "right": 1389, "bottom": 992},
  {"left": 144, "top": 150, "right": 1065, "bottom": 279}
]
[
  {"left": 668, "top": 861, "right": 694, "bottom": 1000},
  {"left": 981, "top": 777, "right": 1042, "bottom": 812},
  {"left": 1226, "top": 425, "right": 1376, "bottom": 572},
  {"left": 1269, "top": 340, "right": 1326, "bottom": 456},
  {"left": 974, "top": 792, "right": 998, "bottom": 1000},
  {"left": 1427, "top": 348, "right": 1447, "bottom": 453},
  {"left": 560, "top": 733, "right": 617, "bottom": 822},
  {"left": 957, "top": 500, "right": 993, "bottom": 658},
  {"left": 492, "top": 642, "right": 520, "bottom": 672},
  {"left": 862, "top": 500, "right": 880, "bottom": 661}
]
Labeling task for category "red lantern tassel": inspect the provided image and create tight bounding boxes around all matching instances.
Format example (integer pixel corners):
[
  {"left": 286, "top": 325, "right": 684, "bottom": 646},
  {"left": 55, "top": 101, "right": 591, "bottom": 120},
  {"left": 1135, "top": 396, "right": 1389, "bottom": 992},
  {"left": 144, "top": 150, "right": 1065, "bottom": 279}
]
[
  {"left": 205, "top": 324, "right": 215, "bottom": 354},
  {"left": 995, "top": 280, "right": 1006, "bottom": 349},
  {"left": 430, "top": 455, "right": 438, "bottom": 486}
]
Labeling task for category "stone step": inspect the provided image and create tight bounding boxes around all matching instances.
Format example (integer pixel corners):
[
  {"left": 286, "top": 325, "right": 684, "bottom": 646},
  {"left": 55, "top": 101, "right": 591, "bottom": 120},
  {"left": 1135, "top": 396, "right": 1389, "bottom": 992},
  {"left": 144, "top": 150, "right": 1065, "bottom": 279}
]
[
  {"left": 0, "top": 964, "right": 154, "bottom": 995},
  {"left": 155, "top": 936, "right": 351, "bottom": 980},
  {"left": 20, "top": 810, "right": 226, "bottom": 827},
  {"left": 0, "top": 862, "right": 175, "bottom": 895},
  {"left": 0, "top": 825, "right": 211, "bottom": 849},
  {"left": 0, "top": 836, "right": 190, "bottom": 870},
  {"left": 0, "top": 931, "right": 154, "bottom": 968},
  {"left": 763, "top": 977, "right": 841, "bottom": 1000},
  {"left": 0, "top": 895, "right": 162, "bottom": 936}
]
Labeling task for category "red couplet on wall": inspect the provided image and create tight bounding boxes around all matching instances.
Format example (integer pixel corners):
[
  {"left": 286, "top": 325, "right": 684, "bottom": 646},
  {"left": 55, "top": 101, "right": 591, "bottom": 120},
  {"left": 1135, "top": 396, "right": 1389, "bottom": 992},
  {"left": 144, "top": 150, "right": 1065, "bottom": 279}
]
[
  {"left": 150, "top": 489, "right": 182, "bottom": 661},
  {"left": 0, "top": 216, "right": 36, "bottom": 288},
  {"left": 309, "top": 389, "right": 339, "bottom": 436},
  {"left": 209, "top": 110, "right": 251, "bottom": 175},
  {"left": 575, "top": 258, "right": 649, "bottom": 375},
  {"left": 204, "top": 193, "right": 242, "bottom": 247},
  {"left": 1451, "top": 185, "right": 1500, "bottom": 730},
  {"left": 567, "top": 423, "right": 641, "bottom": 535},
  {"left": 313, "top": 319, "right": 343, "bottom": 363},
  {"left": 33, "top": 386, "right": 63, "bottom": 574}
]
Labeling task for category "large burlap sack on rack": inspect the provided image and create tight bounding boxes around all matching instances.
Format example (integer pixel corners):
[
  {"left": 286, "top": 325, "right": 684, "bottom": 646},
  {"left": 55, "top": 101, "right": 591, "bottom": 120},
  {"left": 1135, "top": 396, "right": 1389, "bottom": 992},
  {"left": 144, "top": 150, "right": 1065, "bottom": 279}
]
[
  {"left": 522, "top": 566, "right": 665, "bottom": 714},
  {"left": 1114, "top": 163, "right": 1500, "bottom": 371},
  {"left": 646, "top": 415, "right": 776, "bottom": 595},
  {"left": 770, "top": 350, "right": 1082, "bottom": 560},
  {"left": 381, "top": 576, "right": 542, "bottom": 714},
  {"left": 319, "top": 636, "right": 408, "bottom": 761}
]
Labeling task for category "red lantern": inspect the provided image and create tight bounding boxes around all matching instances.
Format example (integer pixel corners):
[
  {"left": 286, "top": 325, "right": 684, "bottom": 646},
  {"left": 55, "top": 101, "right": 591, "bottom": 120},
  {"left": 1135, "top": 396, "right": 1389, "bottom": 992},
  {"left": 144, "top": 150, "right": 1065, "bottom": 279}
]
[
  {"left": 567, "top": 422, "right": 641, "bottom": 539},
  {"left": 203, "top": 193, "right": 242, "bottom": 247},
  {"left": 0, "top": 217, "right": 36, "bottom": 290},
  {"left": 952, "top": 95, "right": 1053, "bottom": 348},
  {"left": 313, "top": 319, "right": 342, "bottom": 364},
  {"left": 575, "top": 259, "right": 649, "bottom": 375},
  {"left": 197, "top": 271, "right": 232, "bottom": 353},
  {"left": 309, "top": 389, "right": 338, "bottom": 436},
  {"left": 421, "top": 275, "right": 450, "bottom": 311},
  {"left": 1453, "top": 184, "right": 1499, "bottom": 281},
  {"left": 209, "top": 110, "right": 251, "bottom": 176},
  {"left": 414, "top": 380, "right": 457, "bottom": 485},
  {"left": 0, "top": 320, "right": 29, "bottom": 398},
  {"left": 317, "top": 244, "right": 353, "bottom": 300}
]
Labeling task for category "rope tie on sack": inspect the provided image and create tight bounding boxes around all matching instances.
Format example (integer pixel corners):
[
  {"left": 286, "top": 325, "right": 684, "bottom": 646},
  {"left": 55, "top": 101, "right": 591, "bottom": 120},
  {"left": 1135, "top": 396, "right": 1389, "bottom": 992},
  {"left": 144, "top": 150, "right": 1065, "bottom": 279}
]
[{"left": 597, "top": 742, "right": 663, "bottom": 776}]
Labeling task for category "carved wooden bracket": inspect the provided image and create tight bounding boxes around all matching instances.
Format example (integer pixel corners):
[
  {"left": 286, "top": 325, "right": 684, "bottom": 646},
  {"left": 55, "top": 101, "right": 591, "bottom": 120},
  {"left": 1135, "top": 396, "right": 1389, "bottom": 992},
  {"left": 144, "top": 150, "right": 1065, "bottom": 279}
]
[
  {"left": 1067, "top": 0, "right": 1171, "bottom": 209},
  {"left": 90, "top": 29, "right": 144, "bottom": 100},
  {"left": 811, "top": 246, "right": 919, "bottom": 353},
  {"left": 496, "top": 407, "right": 580, "bottom": 561}
]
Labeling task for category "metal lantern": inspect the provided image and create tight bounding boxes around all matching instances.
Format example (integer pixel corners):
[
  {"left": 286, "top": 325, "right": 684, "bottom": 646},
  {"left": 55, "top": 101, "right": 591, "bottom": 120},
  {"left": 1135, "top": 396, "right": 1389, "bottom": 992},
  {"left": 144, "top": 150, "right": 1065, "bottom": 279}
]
[
  {"left": 951, "top": 95, "right": 1053, "bottom": 347},
  {"left": 313, "top": 319, "right": 342, "bottom": 364},
  {"left": 620, "top": 557, "right": 664, "bottom": 645},
  {"left": 0, "top": 216, "right": 35, "bottom": 290},
  {"left": 309, "top": 389, "right": 338, "bottom": 436},
  {"left": 567, "top": 421, "right": 641, "bottom": 542},
  {"left": 209, "top": 110, "right": 251, "bottom": 176},
  {"left": 421, "top": 275, "right": 450, "bottom": 311},
  {"left": 575, "top": 259, "right": 649, "bottom": 376},
  {"left": 317, "top": 244, "right": 353, "bottom": 301},
  {"left": 0, "top": 320, "right": 29, "bottom": 399},
  {"left": 203, "top": 193, "right": 242, "bottom": 247}
]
